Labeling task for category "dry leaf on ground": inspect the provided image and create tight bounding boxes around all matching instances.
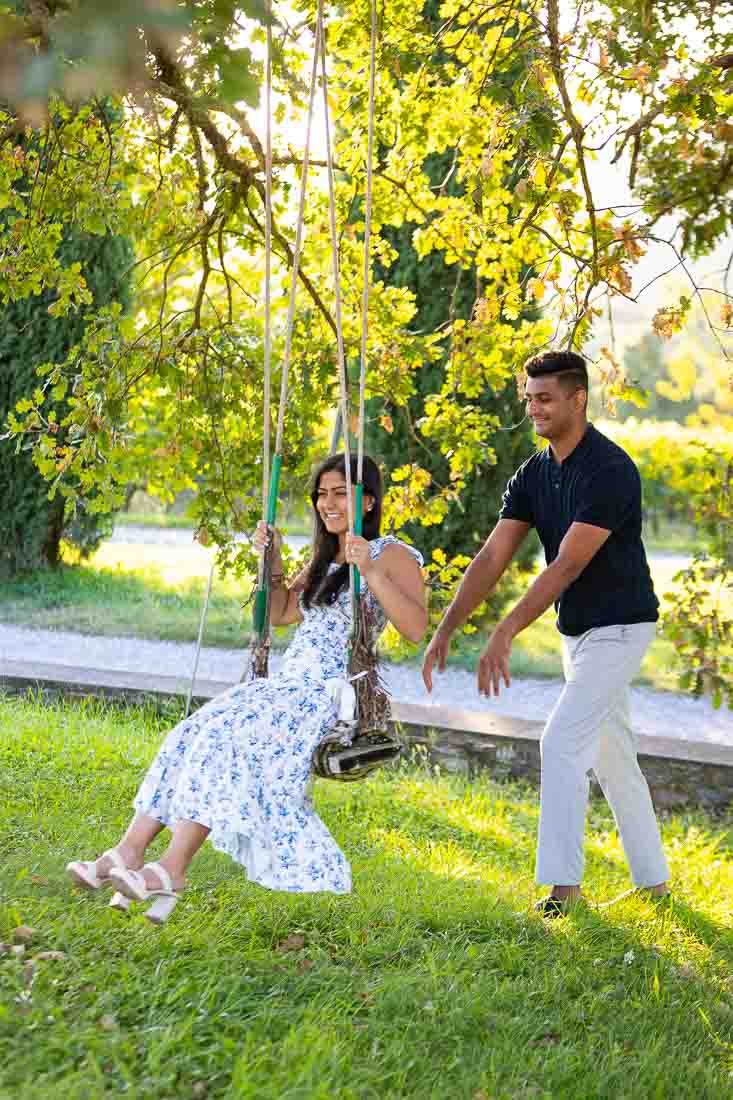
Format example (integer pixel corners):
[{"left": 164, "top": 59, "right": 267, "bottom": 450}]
[
  {"left": 13, "top": 926, "right": 37, "bottom": 943},
  {"left": 275, "top": 933, "right": 306, "bottom": 953}
]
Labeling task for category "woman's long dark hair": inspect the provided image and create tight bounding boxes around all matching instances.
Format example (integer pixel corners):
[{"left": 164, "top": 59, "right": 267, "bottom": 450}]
[{"left": 301, "top": 453, "right": 383, "bottom": 608}]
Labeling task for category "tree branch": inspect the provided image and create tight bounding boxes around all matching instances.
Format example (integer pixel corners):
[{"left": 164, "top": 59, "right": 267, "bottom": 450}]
[
  {"left": 153, "top": 60, "right": 337, "bottom": 337},
  {"left": 545, "top": 0, "right": 599, "bottom": 283},
  {"left": 612, "top": 103, "right": 666, "bottom": 167}
]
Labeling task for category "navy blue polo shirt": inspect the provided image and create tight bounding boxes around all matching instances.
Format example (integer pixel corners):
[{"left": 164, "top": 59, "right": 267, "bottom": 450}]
[{"left": 499, "top": 424, "right": 658, "bottom": 636}]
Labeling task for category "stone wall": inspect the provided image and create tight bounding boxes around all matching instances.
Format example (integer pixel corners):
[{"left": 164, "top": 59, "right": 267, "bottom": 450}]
[{"left": 2, "top": 659, "right": 732, "bottom": 812}]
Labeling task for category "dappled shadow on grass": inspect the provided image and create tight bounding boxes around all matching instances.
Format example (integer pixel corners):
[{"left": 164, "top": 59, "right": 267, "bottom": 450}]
[
  {"left": 342, "top": 767, "right": 662, "bottom": 901},
  {"left": 3, "top": 696, "right": 733, "bottom": 1098}
]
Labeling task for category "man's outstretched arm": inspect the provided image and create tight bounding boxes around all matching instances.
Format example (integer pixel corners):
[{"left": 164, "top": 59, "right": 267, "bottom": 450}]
[
  {"left": 478, "top": 521, "right": 611, "bottom": 696},
  {"left": 422, "top": 519, "right": 530, "bottom": 691}
]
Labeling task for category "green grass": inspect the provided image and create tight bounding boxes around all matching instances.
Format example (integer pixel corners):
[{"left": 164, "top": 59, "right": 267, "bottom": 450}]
[
  {"left": 1, "top": 695, "right": 733, "bottom": 1099},
  {"left": 116, "top": 512, "right": 205, "bottom": 530},
  {"left": 116, "top": 513, "right": 312, "bottom": 536},
  {"left": 0, "top": 551, "right": 250, "bottom": 648},
  {"left": 642, "top": 519, "right": 698, "bottom": 557}
]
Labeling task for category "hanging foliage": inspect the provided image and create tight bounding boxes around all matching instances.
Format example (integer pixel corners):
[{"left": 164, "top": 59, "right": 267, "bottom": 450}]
[{"left": 0, "top": 0, "right": 731, "bottom": 698}]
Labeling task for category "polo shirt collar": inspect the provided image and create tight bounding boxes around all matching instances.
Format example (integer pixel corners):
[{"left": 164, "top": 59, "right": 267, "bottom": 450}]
[{"left": 545, "top": 423, "right": 594, "bottom": 467}]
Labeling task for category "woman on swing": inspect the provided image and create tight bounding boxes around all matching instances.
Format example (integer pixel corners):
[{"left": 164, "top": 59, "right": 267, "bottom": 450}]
[{"left": 67, "top": 453, "right": 427, "bottom": 923}]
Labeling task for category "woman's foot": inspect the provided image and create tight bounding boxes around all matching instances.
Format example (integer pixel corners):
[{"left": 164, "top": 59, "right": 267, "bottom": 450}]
[
  {"left": 110, "top": 858, "right": 187, "bottom": 919},
  {"left": 66, "top": 846, "right": 143, "bottom": 891},
  {"left": 108, "top": 861, "right": 184, "bottom": 925}
]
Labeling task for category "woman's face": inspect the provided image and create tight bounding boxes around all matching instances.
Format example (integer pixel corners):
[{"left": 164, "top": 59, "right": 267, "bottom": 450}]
[{"left": 315, "top": 470, "right": 373, "bottom": 535}]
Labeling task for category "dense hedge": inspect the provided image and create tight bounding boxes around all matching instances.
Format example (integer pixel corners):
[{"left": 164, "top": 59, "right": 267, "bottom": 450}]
[
  {"left": 598, "top": 418, "right": 733, "bottom": 531},
  {"left": 0, "top": 229, "right": 132, "bottom": 577}
]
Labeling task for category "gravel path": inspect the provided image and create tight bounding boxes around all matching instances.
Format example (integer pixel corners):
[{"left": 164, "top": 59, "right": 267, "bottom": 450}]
[{"left": 2, "top": 622, "right": 731, "bottom": 746}]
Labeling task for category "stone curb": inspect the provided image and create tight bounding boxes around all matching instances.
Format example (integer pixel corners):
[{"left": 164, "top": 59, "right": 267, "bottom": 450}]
[{"left": 2, "top": 659, "right": 732, "bottom": 811}]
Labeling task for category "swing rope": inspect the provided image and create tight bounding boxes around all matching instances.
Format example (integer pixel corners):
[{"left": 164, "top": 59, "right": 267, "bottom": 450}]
[
  {"left": 187, "top": 4, "right": 395, "bottom": 778},
  {"left": 354, "top": 0, "right": 378, "bottom": 599},
  {"left": 318, "top": 0, "right": 356, "bottom": 616},
  {"left": 251, "top": 0, "right": 275, "bottom": 676},
  {"left": 313, "top": 0, "right": 395, "bottom": 764},
  {"left": 250, "top": 4, "right": 321, "bottom": 677}
]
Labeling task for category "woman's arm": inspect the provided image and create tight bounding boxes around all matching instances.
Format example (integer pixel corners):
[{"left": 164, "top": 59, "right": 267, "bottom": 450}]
[
  {"left": 253, "top": 522, "right": 306, "bottom": 626},
  {"left": 351, "top": 541, "right": 428, "bottom": 644},
  {"left": 269, "top": 565, "right": 308, "bottom": 626}
]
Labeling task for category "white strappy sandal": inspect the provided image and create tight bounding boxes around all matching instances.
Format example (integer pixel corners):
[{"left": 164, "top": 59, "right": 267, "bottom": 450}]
[
  {"left": 108, "top": 861, "right": 182, "bottom": 925},
  {"left": 66, "top": 849, "right": 133, "bottom": 913}
]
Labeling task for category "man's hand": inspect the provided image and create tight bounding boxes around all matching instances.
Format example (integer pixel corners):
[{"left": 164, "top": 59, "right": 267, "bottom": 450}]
[
  {"left": 422, "top": 628, "right": 453, "bottom": 693},
  {"left": 477, "top": 625, "right": 513, "bottom": 697}
]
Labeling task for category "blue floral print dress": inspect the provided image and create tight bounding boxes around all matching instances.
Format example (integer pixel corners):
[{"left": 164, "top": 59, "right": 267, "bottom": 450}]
[{"left": 134, "top": 536, "right": 423, "bottom": 895}]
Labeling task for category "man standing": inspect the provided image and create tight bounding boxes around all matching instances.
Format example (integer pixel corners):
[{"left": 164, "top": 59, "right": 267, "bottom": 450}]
[{"left": 422, "top": 350, "right": 669, "bottom": 915}]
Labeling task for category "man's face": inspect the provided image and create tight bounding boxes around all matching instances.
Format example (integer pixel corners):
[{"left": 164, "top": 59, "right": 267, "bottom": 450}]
[{"left": 525, "top": 374, "right": 585, "bottom": 441}]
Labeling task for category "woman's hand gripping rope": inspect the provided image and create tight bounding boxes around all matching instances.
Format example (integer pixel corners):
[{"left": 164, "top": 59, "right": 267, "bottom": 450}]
[{"left": 344, "top": 534, "right": 375, "bottom": 578}]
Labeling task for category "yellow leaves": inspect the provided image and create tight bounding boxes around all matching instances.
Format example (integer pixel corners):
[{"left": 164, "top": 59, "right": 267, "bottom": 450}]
[
  {"left": 714, "top": 122, "right": 733, "bottom": 143},
  {"left": 576, "top": 81, "right": 595, "bottom": 106},
  {"left": 530, "top": 62, "right": 549, "bottom": 88},
  {"left": 607, "top": 263, "right": 632, "bottom": 296},
  {"left": 598, "top": 346, "right": 621, "bottom": 384},
  {"left": 651, "top": 308, "right": 678, "bottom": 340},
  {"left": 614, "top": 222, "right": 646, "bottom": 262},
  {"left": 473, "top": 297, "right": 499, "bottom": 325},
  {"left": 391, "top": 464, "right": 422, "bottom": 485},
  {"left": 531, "top": 162, "right": 547, "bottom": 190},
  {"left": 629, "top": 62, "right": 652, "bottom": 89},
  {"left": 596, "top": 345, "right": 641, "bottom": 418},
  {"left": 652, "top": 297, "right": 692, "bottom": 340}
]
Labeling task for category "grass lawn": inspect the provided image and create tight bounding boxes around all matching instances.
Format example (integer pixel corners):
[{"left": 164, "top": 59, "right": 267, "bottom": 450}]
[
  {"left": 1, "top": 695, "right": 733, "bottom": 1099},
  {"left": 116, "top": 513, "right": 312, "bottom": 537},
  {"left": 0, "top": 540, "right": 697, "bottom": 692}
]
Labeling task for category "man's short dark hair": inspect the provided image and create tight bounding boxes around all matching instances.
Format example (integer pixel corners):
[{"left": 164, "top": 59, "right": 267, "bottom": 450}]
[{"left": 525, "top": 350, "right": 588, "bottom": 395}]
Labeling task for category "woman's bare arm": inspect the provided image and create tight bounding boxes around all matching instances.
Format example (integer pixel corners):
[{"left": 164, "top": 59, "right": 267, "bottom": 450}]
[
  {"left": 361, "top": 545, "right": 427, "bottom": 644},
  {"left": 268, "top": 564, "right": 309, "bottom": 626}
]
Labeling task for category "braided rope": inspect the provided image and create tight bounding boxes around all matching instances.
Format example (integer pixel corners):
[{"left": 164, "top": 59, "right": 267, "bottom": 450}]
[
  {"left": 319, "top": 0, "right": 356, "bottom": 610},
  {"left": 275, "top": 17, "right": 321, "bottom": 454},
  {"left": 262, "top": 0, "right": 273, "bottom": 528},
  {"left": 249, "top": 4, "right": 321, "bottom": 679},
  {"left": 358, "top": 0, "right": 377, "bottom": 489}
]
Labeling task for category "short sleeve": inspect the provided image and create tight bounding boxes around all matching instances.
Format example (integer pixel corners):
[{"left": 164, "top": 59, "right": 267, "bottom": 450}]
[
  {"left": 574, "top": 461, "right": 639, "bottom": 531},
  {"left": 369, "top": 535, "right": 424, "bottom": 568},
  {"left": 499, "top": 466, "right": 534, "bottom": 526}
]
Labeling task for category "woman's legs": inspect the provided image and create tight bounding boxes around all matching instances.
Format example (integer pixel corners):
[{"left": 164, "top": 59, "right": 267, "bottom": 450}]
[
  {"left": 137, "top": 820, "right": 211, "bottom": 892},
  {"left": 91, "top": 813, "right": 164, "bottom": 876}
]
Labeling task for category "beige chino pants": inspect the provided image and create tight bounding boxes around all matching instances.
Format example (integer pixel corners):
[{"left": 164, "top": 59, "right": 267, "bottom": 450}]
[{"left": 535, "top": 621, "right": 669, "bottom": 888}]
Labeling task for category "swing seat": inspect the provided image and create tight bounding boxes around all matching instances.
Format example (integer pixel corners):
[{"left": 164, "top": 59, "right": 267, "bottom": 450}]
[
  {"left": 312, "top": 672, "right": 401, "bottom": 781},
  {"left": 312, "top": 726, "right": 403, "bottom": 782}
]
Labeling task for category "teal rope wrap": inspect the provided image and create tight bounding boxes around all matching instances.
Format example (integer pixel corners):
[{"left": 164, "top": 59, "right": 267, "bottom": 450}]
[
  {"left": 353, "top": 484, "right": 363, "bottom": 596},
  {"left": 253, "top": 455, "right": 283, "bottom": 637}
]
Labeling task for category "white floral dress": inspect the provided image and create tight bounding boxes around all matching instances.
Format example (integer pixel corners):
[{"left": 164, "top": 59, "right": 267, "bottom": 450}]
[{"left": 134, "top": 535, "right": 423, "bottom": 895}]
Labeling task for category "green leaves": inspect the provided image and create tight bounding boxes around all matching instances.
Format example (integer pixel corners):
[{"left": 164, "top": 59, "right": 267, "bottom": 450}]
[{"left": 215, "top": 47, "right": 261, "bottom": 108}]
